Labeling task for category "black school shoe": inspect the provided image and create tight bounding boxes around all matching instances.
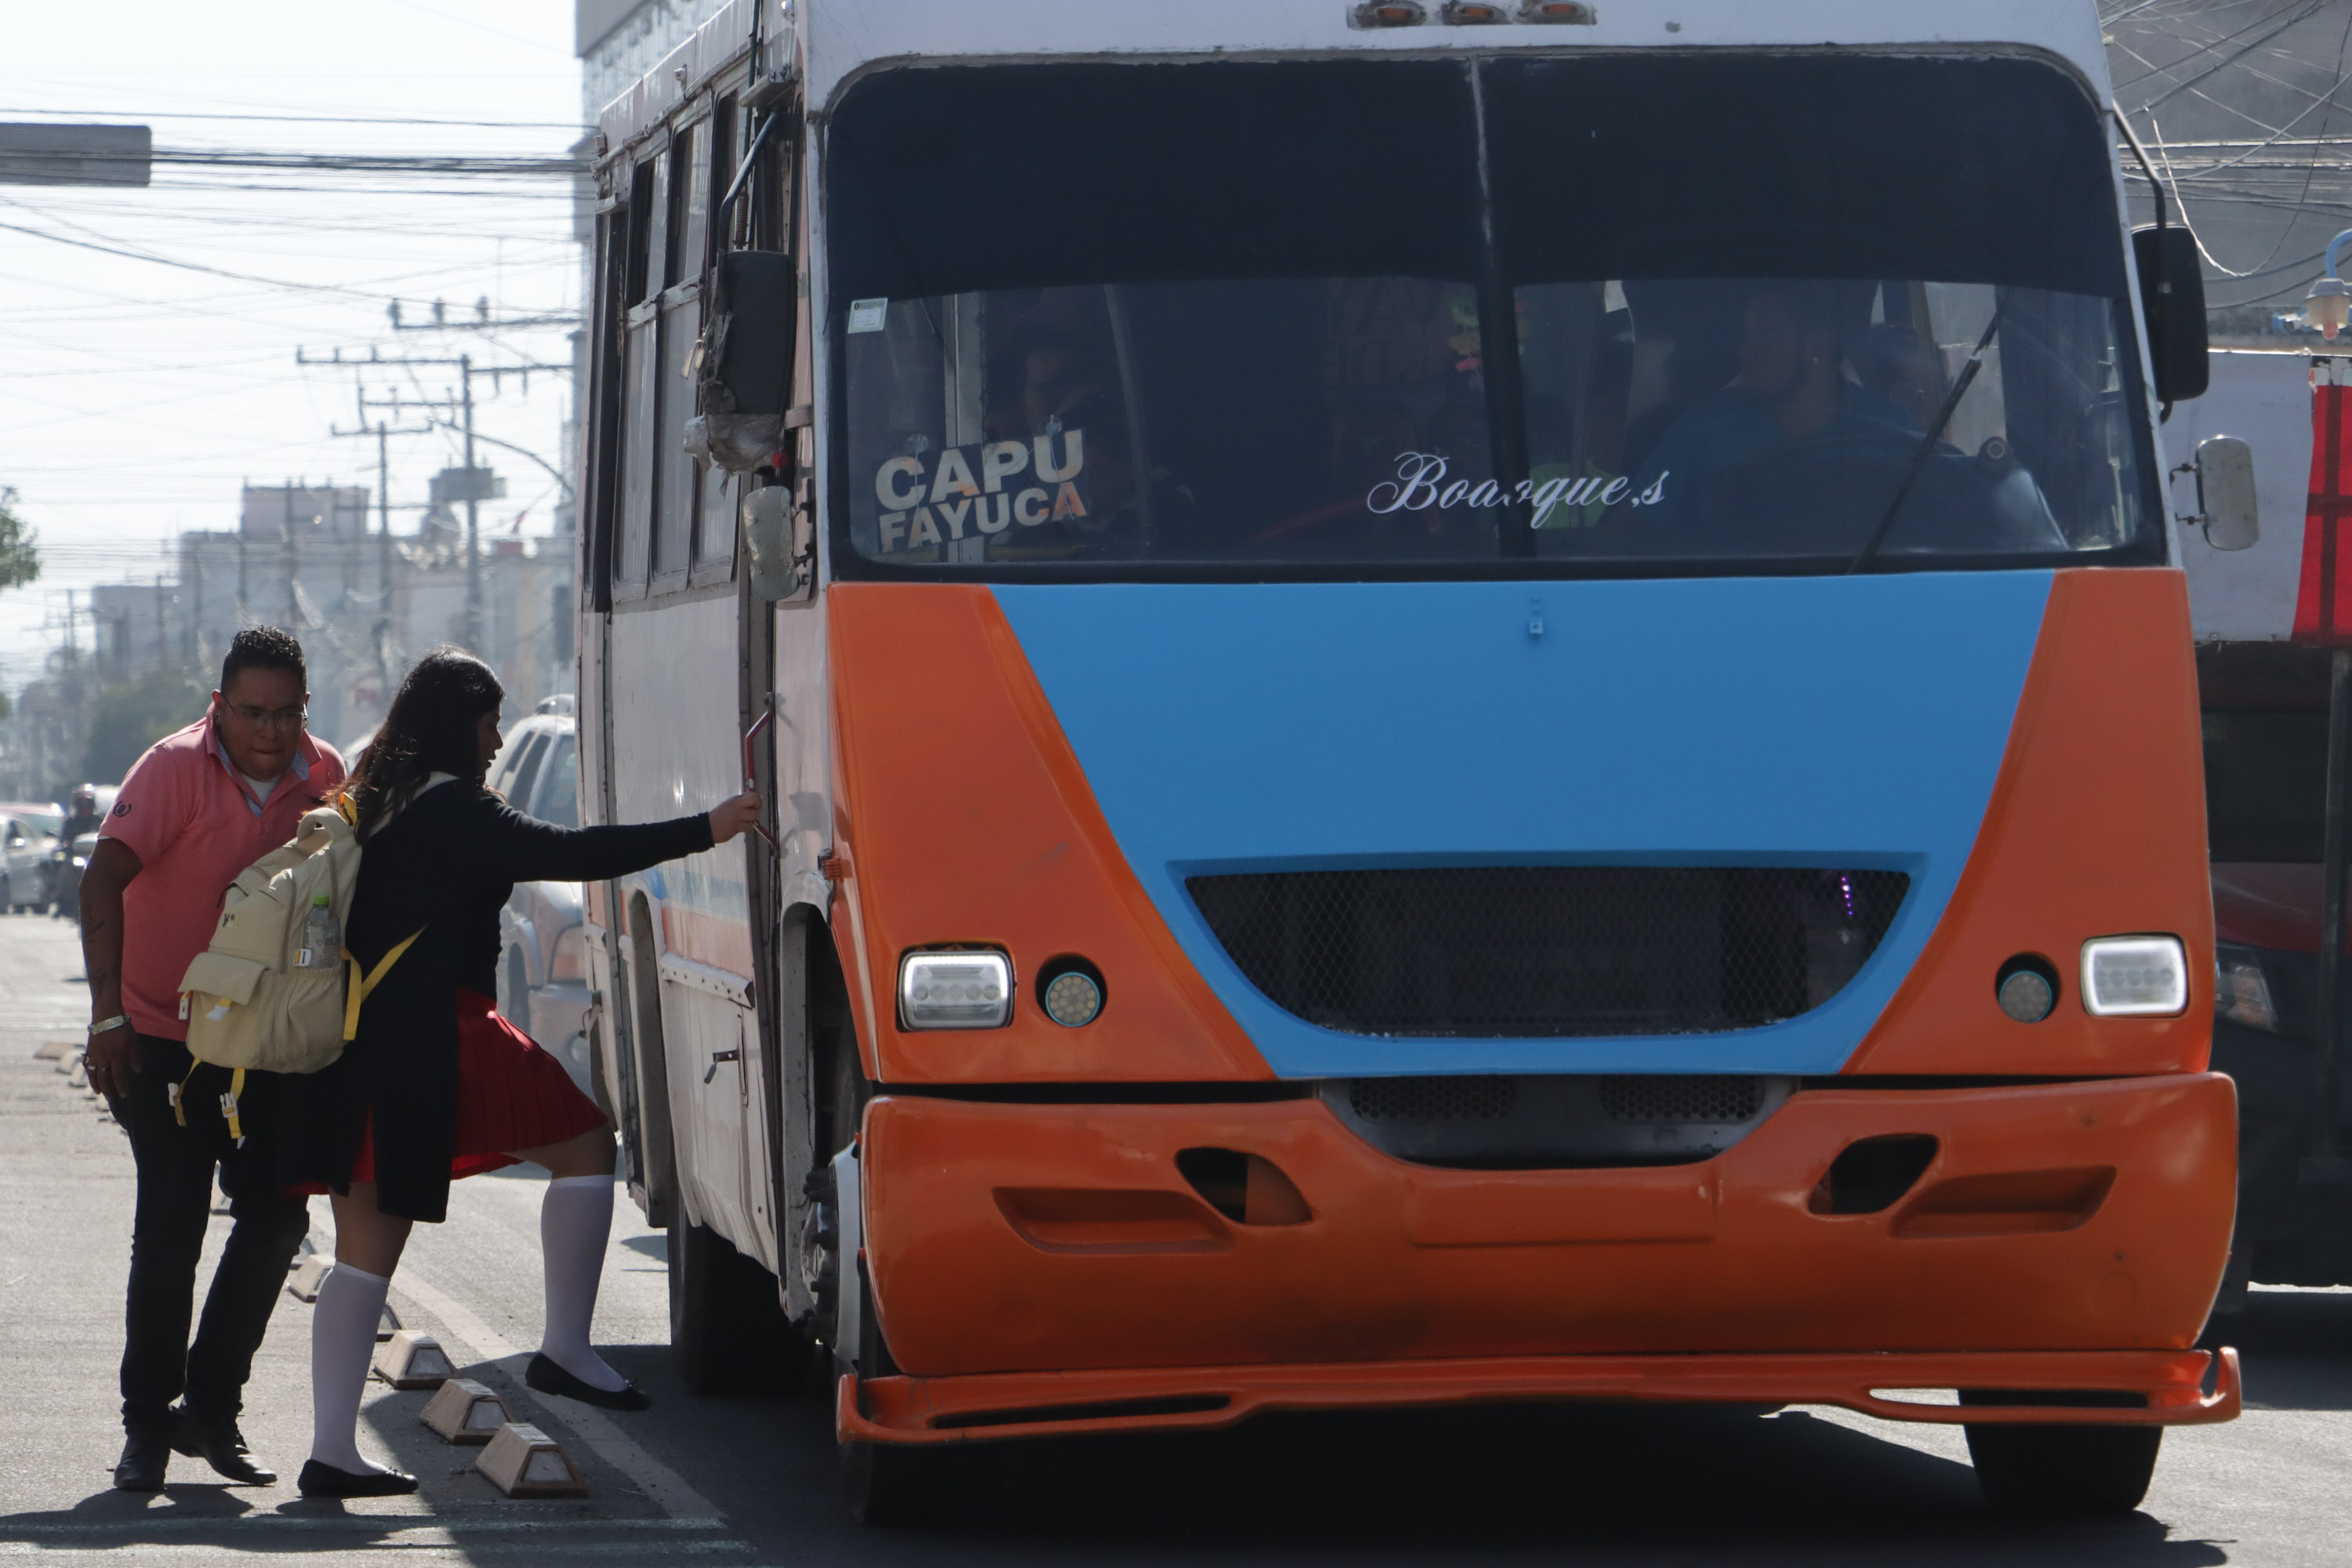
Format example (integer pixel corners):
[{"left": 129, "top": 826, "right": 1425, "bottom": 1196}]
[
  {"left": 296, "top": 1459, "right": 419, "bottom": 1498},
  {"left": 169, "top": 1403, "right": 276, "bottom": 1485},
  {"left": 113, "top": 1429, "right": 169, "bottom": 1491},
  {"left": 526, "top": 1352, "right": 652, "bottom": 1411}
]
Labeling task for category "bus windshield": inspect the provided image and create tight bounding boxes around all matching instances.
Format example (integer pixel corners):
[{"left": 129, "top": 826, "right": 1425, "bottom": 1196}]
[{"left": 830, "top": 53, "right": 2155, "bottom": 577}]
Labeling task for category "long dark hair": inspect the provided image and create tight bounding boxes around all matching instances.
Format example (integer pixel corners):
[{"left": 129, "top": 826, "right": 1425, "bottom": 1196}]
[{"left": 347, "top": 647, "right": 503, "bottom": 840}]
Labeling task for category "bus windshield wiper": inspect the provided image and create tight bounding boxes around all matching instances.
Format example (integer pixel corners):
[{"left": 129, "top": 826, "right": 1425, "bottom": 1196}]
[{"left": 1847, "top": 307, "right": 2003, "bottom": 574}]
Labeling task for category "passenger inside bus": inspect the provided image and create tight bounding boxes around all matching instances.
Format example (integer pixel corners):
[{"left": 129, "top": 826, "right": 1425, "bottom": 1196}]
[{"left": 1617, "top": 283, "right": 1919, "bottom": 522}]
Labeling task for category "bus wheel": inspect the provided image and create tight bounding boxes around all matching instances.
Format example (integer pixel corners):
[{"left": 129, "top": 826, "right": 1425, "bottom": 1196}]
[
  {"left": 1964, "top": 1421, "right": 2162, "bottom": 1514},
  {"left": 666, "top": 1217, "right": 791, "bottom": 1394}
]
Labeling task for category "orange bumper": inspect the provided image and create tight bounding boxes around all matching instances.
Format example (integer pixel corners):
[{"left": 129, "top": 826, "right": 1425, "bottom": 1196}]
[
  {"left": 856, "top": 1074, "right": 2237, "bottom": 1434},
  {"left": 840, "top": 1348, "right": 2240, "bottom": 1444}
]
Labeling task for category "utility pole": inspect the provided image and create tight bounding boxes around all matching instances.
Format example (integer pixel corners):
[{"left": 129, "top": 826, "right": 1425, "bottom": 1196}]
[
  {"left": 298, "top": 345, "right": 565, "bottom": 656},
  {"left": 282, "top": 479, "right": 301, "bottom": 631},
  {"left": 328, "top": 413, "right": 434, "bottom": 697},
  {"left": 461, "top": 357, "right": 481, "bottom": 651}
]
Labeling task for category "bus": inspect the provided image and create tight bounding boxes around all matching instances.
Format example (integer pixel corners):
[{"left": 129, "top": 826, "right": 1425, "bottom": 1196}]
[{"left": 577, "top": 0, "right": 2240, "bottom": 1523}]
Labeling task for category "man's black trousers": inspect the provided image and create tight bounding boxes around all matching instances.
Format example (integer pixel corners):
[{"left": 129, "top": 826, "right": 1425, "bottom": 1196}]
[{"left": 107, "top": 1034, "right": 309, "bottom": 1435}]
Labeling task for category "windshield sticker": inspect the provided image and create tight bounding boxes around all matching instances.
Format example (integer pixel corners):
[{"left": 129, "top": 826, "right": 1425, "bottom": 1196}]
[
  {"left": 847, "top": 298, "right": 889, "bottom": 334},
  {"left": 874, "top": 432, "right": 1088, "bottom": 553},
  {"left": 1366, "top": 452, "right": 1668, "bottom": 530}
]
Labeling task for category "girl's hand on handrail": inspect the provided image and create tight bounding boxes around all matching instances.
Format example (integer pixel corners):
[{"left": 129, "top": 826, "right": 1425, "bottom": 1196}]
[{"left": 708, "top": 791, "right": 764, "bottom": 845}]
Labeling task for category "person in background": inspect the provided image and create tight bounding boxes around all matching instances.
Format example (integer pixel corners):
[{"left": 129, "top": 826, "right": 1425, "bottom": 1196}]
[
  {"left": 79, "top": 627, "right": 345, "bottom": 1491},
  {"left": 280, "top": 648, "right": 760, "bottom": 1497},
  {"left": 44, "top": 785, "right": 104, "bottom": 916},
  {"left": 61, "top": 783, "right": 103, "bottom": 844}
]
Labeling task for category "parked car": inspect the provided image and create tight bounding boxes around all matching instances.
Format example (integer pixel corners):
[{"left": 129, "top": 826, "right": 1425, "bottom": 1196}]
[
  {"left": 0, "top": 805, "right": 63, "bottom": 913},
  {"left": 487, "top": 697, "right": 594, "bottom": 1099}
]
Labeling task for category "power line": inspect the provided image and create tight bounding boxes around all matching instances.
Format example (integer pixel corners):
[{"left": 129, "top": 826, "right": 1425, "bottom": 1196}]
[{"left": 0, "top": 107, "right": 586, "bottom": 130}]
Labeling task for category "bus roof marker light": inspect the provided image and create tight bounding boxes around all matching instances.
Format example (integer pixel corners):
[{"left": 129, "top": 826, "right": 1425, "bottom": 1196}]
[
  {"left": 1442, "top": 2, "right": 1511, "bottom": 22},
  {"left": 2080, "top": 936, "right": 2189, "bottom": 1018},
  {"left": 1518, "top": 1, "right": 1599, "bottom": 22},
  {"left": 899, "top": 950, "right": 1012, "bottom": 1030},
  {"left": 1349, "top": 1, "right": 1426, "bottom": 27}
]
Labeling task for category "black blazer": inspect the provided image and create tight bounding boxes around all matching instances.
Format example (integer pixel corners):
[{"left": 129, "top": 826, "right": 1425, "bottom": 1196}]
[{"left": 280, "top": 780, "right": 712, "bottom": 1222}]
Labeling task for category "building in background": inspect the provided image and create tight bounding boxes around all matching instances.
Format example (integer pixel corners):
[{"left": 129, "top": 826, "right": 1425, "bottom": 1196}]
[{"left": 0, "top": 483, "right": 572, "bottom": 799}]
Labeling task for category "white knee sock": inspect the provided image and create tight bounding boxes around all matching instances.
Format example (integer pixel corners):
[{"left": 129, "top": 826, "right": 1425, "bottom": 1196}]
[
  {"left": 309, "top": 1262, "right": 393, "bottom": 1474},
  {"left": 539, "top": 1175, "right": 626, "bottom": 1392}
]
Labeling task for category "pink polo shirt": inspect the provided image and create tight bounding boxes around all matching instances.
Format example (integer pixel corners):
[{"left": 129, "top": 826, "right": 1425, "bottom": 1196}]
[{"left": 100, "top": 717, "right": 347, "bottom": 1040}]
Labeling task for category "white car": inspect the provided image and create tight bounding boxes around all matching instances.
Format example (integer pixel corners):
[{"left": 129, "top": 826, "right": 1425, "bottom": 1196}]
[
  {"left": 486, "top": 698, "right": 596, "bottom": 1100},
  {"left": 0, "top": 806, "right": 64, "bottom": 913}
]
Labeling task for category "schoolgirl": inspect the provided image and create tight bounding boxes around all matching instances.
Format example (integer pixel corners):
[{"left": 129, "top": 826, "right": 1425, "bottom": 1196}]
[{"left": 281, "top": 648, "right": 759, "bottom": 1497}]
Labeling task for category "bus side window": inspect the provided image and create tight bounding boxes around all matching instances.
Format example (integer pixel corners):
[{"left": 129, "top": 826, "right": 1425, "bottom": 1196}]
[
  {"left": 615, "top": 155, "right": 662, "bottom": 593},
  {"left": 653, "top": 125, "right": 702, "bottom": 587},
  {"left": 695, "top": 100, "right": 744, "bottom": 579}
]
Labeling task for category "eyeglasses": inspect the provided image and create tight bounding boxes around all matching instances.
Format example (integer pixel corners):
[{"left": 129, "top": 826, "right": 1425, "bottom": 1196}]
[{"left": 223, "top": 702, "right": 307, "bottom": 732}]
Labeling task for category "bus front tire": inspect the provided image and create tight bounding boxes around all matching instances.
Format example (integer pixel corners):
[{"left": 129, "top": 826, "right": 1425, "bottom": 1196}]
[
  {"left": 666, "top": 1217, "right": 791, "bottom": 1395},
  {"left": 1965, "top": 1421, "right": 2162, "bottom": 1515}
]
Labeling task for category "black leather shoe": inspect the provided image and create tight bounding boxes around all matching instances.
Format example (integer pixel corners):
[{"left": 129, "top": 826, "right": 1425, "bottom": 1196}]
[
  {"left": 113, "top": 1430, "right": 169, "bottom": 1491},
  {"left": 526, "top": 1352, "right": 652, "bottom": 1411},
  {"left": 296, "top": 1459, "right": 419, "bottom": 1498},
  {"left": 169, "top": 1403, "right": 276, "bottom": 1485}
]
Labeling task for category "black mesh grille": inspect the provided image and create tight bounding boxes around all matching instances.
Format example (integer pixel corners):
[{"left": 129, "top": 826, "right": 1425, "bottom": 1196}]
[
  {"left": 1189, "top": 867, "right": 1907, "bottom": 1039},
  {"left": 1599, "top": 1075, "right": 1764, "bottom": 1124},
  {"left": 1348, "top": 1076, "right": 1518, "bottom": 1121}
]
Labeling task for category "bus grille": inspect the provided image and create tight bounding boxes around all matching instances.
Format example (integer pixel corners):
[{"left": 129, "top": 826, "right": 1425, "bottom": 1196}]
[{"left": 1187, "top": 867, "right": 1907, "bottom": 1039}]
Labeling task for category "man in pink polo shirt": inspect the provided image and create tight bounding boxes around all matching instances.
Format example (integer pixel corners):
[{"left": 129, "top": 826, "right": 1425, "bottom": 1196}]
[{"left": 80, "top": 627, "right": 347, "bottom": 1491}]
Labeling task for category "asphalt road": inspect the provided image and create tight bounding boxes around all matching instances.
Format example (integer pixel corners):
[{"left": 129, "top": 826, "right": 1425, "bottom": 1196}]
[{"left": 3, "top": 908, "right": 2349, "bottom": 1566}]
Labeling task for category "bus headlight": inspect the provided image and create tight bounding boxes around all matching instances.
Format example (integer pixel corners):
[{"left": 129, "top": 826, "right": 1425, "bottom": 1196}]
[
  {"left": 899, "top": 950, "right": 1012, "bottom": 1030},
  {"left": 2216, "top": 943, "right": 2279, "bottom": 1033},
  {"left": 2080, "top": 935, "right": 2189, "bottom": 1017}
]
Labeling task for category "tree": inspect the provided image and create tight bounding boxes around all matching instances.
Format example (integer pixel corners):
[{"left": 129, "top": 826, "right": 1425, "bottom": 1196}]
[
  {"left": 77, "top": 667, "right": 210, "bottom": 789},
  {"left": 0, "top": 487, "right": 37, "bottom": 593}
]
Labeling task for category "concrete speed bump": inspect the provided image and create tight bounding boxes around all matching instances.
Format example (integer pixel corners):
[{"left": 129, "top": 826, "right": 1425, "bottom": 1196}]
[
  {"left": 476, "top": 1422, "right": 587, "bottom": 1497},
  {"left": 287, "top": 1253, "right": 332, "bottom": 1302},
  {"left": 378, "top": 1305, "right": 403, "bottom": 1341},
  {"left": 421, "top": 1377, "right": 510, "bottom": 1444},
  {"left": 372, "top": 1330, "right": 455, "bottom": 1390},
  {"left": 34, "top": 1039, "right": 73, "bottom": 1060}
]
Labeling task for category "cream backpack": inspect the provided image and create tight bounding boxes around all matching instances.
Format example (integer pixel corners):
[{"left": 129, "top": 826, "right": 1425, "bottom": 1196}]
[{"left": 172, "top": 799, "right": 418, "bottom": 1138}]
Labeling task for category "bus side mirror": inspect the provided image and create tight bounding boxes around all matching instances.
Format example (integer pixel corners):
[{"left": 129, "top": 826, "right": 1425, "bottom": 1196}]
[
  {"left": 2134, "top": 225, "right": 2210, "bottom": 405},
  {"left": 2187, "top": 435, "right": 2259, "bottom": 551},
  {"left": 745, "top": 484, "right": 813, "bottom": 601}
]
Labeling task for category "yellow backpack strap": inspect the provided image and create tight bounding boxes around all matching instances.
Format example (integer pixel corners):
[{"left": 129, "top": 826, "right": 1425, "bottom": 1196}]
[
  {"left": 219, "top": 1066, "right": 245, "bottom": 1146},
  {"left": 342, "top": 929, "right": 424, "bottom": 1043},
  {"left": 170, "top": 1060, "right": 198, "bottom": 1127}
]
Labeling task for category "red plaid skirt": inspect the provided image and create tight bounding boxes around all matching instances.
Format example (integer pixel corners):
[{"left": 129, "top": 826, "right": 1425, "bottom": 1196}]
[{"left": 346, "top": 988, "right": 605, "bottom": 1183}]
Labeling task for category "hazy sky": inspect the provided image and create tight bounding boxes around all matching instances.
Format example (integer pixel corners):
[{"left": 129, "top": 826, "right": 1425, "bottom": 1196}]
[{"left": 0, "top": 0, "right": 584, "bottom": 697}]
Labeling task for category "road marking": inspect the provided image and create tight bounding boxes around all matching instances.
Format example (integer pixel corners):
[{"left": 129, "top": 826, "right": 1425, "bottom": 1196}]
[
  {"left": 0, "top": 1518, "right": 728, "bottom": 1535},
  {"left": 389, "top": 1262, "right": 723, "bottom": 1522},
  {"left": 0, "top": 1547, "right": 762, "bottom": 1563}
]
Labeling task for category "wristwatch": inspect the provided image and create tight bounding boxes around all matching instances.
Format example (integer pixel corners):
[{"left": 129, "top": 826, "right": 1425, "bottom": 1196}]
[{"left": 88, "top": 1015, "right": 129, "bottom": 1040}]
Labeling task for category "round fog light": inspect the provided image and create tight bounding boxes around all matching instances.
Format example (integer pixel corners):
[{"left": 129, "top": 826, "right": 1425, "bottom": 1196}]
[
  {"left": 1041, "top": 968, "right": 1105, "bottom": 1028},
  {"left": 1997, "top": 961, "right": 2058, "bottom": 1024}
]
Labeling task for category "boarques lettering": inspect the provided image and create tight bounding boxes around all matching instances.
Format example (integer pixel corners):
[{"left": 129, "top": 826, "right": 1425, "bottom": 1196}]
[
  {"left": 872, "top": 432, "right": 1090, "bottom": 553},
  {"left": 1367, "top": 451, "right": 1668, "bottom": 530}
]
